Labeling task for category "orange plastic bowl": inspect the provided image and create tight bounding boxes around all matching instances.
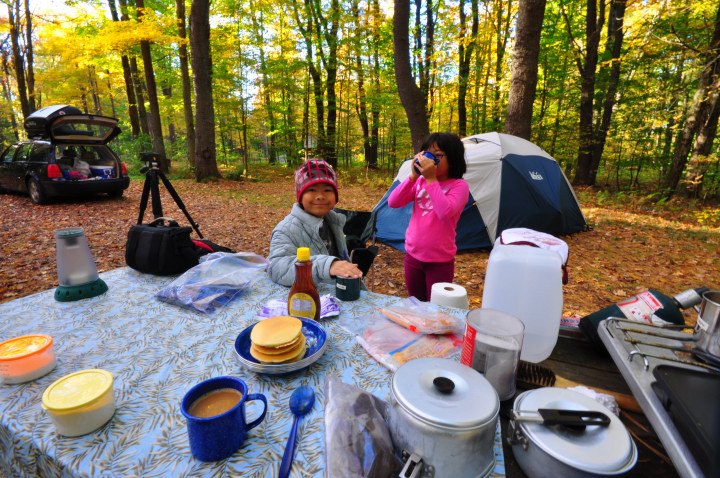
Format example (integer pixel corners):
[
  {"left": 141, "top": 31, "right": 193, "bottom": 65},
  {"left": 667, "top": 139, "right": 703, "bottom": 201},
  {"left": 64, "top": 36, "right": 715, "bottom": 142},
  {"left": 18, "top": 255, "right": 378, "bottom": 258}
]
[{"left": 0, "top": 335, "right": 57, "bottom": 384}]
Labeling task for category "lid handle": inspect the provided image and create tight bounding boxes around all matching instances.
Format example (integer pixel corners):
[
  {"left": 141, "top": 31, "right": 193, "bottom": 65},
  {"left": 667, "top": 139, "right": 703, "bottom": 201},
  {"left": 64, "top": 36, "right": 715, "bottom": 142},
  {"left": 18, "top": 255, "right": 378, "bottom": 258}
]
[
  {"left": 512, "top": 409, "right": 611, "bottom": 431},
  {"left": 432, "top": 376, "right": 455, "bottom": 394}
]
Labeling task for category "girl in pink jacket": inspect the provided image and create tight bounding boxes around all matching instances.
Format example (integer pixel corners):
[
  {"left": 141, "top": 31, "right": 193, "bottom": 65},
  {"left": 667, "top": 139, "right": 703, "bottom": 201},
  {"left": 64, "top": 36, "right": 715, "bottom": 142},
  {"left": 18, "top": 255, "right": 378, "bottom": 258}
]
[{"left": 388, "top": 133, "right": 470, "bottom": 301}]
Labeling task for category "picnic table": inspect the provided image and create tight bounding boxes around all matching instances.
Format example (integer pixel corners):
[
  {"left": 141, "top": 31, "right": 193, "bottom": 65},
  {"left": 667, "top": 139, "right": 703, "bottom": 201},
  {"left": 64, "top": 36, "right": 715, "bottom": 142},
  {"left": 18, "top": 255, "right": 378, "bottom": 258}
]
[
  {"left": 0, "top": 266, "right": 682, "bottom": 477},
  {"left": 0, "top": 267, "right": 503, "bottom": 477}
]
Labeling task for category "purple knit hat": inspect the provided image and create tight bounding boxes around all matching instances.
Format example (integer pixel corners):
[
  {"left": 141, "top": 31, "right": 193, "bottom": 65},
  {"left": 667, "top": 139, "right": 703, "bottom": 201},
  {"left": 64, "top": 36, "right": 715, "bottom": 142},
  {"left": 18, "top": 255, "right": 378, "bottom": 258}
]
[{"left": 294, "top": 159, "right": 338, "bottom": 202}]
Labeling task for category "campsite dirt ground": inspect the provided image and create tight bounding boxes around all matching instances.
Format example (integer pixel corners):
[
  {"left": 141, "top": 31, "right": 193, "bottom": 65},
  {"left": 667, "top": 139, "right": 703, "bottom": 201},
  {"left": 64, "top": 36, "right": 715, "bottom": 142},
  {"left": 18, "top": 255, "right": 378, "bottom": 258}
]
[{"left": 1, "top": 170, "right": 719, "bottom": 327}]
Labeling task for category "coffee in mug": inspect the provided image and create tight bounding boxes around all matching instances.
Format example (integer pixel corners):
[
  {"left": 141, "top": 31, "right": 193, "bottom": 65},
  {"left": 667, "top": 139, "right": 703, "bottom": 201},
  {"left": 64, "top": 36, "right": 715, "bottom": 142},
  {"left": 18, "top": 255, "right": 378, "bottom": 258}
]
[{"left": 188, "top": 388, "right": 243, "bottom": 418}]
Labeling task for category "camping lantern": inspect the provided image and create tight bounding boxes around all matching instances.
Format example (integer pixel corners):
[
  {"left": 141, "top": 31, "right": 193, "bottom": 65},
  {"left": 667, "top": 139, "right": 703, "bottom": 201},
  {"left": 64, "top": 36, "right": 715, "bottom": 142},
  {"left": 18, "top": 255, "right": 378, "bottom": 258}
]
[{"left": 54, "top": 227, "right": 108, "bottom": 302}]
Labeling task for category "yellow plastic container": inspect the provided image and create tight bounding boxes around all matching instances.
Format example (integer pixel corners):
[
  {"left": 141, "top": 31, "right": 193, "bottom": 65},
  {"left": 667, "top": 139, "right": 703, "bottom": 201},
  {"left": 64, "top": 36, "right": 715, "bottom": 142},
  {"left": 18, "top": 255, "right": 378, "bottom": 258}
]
[
  {"left": 0, "top": 335, "right": 56, "bottom": 384},
  {"left": 42, "top": 369, "right": 115, "bottom": 436}
]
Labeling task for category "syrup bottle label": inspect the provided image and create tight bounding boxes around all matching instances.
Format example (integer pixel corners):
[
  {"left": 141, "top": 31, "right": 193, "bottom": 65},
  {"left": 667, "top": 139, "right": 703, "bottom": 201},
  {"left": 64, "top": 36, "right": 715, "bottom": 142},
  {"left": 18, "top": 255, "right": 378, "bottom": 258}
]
[{"left": 289, "top": 293, "right": 317, "bottom": 319}]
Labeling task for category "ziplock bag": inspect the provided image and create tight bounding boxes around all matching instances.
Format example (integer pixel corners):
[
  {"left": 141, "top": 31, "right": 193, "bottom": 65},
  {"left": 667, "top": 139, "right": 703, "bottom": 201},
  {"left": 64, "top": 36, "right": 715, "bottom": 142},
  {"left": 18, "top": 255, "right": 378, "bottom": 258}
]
[
  {"left": 155, "top": 252, "right": 268, "bottom": 313},
  {"left": 340, "top": 311, "right": 463, "bottom": 371},
  {"left": 379, "top": 297, "right": 465, "bottom": 334},
  {"left": 325, "top": 377, "right": 401, "bottom": 478}
]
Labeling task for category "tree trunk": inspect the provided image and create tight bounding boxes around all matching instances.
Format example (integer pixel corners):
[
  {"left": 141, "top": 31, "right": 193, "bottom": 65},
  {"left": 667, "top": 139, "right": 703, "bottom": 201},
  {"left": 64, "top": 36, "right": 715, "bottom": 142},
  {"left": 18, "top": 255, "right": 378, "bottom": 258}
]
[
  {"left": 7, "top": 2, "right": 30, "bottom": 118},
  {"left": 587, "top": 0, "right": 626, "bottom": 185},
  {"left": 325, "top": 4, "right": 339, "bottom": 167},
  {"left": 394, "top": 0, "right": 429, "bottom": 152},
  {"left": 104, "top": 70, "right": 116, "bottom": 117},
  {"left": 176, "top": 0, "right": 196, "bottom": 166},
  {"left": 136, "top": 0, "right": 168, "bottom": 172},
  {"left": 571, "top": 0, "right": 604, "bottom": 186},
  {"left": 492, "top": 0, "right": 513, "bottom": 131},
  {"left": 1, "top": 52, "right": 20, "bottom": 140},
  {"left": 129, "top": 57, "right": 150, "bottom": 135},
  {"left": 112, "top": 0, "right": 141, "bottom": 136},
  {"left": 23, "top": 0, "right": 36, "bottom": 113},
  {"left": 248, "top": 1, "right": 276, "bottom": 163},
  {"left": 504, "top": 0, "right": 546, "bottom": 140},
  {"left": 190, "top": 0, "right": 220, "bottom": 180},
  {"left": 662, "top": 3, "right": 720, "bottom": 195},
  {"left": 458, "top": 0, "right": 478, "bottom": 137},
  {"left": 88, "top": 66, "right": 103, "bottom": 114}
]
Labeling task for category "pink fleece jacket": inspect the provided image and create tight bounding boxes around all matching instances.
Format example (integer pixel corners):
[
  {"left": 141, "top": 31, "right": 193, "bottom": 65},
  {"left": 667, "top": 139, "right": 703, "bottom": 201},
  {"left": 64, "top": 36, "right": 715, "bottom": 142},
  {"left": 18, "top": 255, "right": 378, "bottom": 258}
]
[{"left": 388, "top": 176, "right": 470, "bottom": 262}]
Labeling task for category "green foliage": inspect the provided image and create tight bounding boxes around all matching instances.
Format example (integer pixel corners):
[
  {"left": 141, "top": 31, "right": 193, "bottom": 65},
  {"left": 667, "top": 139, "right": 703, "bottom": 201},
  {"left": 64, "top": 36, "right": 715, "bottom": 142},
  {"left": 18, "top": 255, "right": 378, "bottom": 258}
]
[{"left": 1, "top": 0, "right": 718, "bottom": 202}]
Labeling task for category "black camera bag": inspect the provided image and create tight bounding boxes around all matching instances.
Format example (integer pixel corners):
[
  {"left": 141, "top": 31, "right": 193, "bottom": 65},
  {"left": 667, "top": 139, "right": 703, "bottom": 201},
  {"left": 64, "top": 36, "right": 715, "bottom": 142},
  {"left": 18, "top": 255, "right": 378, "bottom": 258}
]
[
  {"left": 126, "top": 218, "right": 199, "bottom": 275},
  {"left": 125, "top": 155, "right": 233, "bottom": 275}
]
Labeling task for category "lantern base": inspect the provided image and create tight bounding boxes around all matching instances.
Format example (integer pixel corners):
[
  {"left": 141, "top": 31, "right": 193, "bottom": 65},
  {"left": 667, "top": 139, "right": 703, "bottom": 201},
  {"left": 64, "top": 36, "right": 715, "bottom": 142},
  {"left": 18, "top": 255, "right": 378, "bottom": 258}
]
[{"left": 54, "top": 278, "right": 108, "bottom": 302}]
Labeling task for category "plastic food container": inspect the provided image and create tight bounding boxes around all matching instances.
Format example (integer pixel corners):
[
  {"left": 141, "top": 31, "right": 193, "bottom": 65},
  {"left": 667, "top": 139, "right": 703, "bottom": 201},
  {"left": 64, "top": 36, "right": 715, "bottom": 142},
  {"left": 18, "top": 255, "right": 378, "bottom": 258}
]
[
  {"left": 508, "top": 387, "right": 637, "bottom": 478},
  {"left": 42, "top": 369, "right": 115, "bottom": 436},
  {"left": 482, "top": 243, "right": 564, "bottom": 362},
  {"left": 387, "top": 358, "right": 499, "bottom": 478},
  {"left": 0, "top": 335, "right": 56, "bottom": 384},
  {"left": 89, "top": 166, "right": 114, "bottom": 179}
]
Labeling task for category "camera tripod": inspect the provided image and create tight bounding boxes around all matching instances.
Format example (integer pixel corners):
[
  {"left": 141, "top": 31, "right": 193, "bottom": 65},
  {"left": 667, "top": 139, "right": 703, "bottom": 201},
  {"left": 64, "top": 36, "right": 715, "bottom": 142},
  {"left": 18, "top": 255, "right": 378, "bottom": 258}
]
[{"left": 137, "top": 152, "right": 204, "bottom": 238}]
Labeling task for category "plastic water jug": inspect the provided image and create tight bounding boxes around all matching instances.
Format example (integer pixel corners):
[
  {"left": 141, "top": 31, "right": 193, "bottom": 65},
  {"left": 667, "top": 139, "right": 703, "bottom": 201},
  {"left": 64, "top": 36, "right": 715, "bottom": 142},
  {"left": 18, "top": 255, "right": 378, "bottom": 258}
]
[{"left": 482, "top": 244, "right": 563, "bottom": 362}]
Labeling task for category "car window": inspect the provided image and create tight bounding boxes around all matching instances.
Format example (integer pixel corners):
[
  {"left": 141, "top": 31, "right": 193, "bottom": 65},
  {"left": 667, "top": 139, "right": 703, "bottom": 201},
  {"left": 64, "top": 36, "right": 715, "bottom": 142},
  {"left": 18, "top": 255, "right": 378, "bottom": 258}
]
[
  {"left": 13, "top": 144, "right": 32, "bottom": 162},
  {"left": 29, "top": 143, "right": 51, "bottom": 163},
  {"left": 1, "top": 145, "right": 18, "bottom": 163}
]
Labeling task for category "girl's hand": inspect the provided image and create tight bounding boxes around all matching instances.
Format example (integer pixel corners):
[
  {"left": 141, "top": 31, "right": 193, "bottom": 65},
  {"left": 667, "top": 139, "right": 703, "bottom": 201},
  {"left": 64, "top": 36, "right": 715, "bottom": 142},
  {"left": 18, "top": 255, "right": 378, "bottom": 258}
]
[
  {"left": 410, "top": 152, "right": 422, "bottom": 180},
  {"left": 413, "top": 151, "right": 437, "bottom": 182},
  {"left": 330, "top": 260, "right": 363, "bottom": 279}
]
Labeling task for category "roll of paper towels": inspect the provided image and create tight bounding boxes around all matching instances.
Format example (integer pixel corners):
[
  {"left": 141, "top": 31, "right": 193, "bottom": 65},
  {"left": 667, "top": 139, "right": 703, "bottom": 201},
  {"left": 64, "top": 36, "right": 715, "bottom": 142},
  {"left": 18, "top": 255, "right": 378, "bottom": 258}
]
[{"left": 430, "top": 282, "right": 469, "bottom": 309}]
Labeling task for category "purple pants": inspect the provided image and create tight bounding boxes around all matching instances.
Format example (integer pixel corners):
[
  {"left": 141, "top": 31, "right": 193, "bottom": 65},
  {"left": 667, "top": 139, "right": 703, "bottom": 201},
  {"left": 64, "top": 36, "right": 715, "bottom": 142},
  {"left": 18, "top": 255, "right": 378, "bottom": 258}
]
[{"left": 404, "top": 253, "right": 455, "bottom": 302}]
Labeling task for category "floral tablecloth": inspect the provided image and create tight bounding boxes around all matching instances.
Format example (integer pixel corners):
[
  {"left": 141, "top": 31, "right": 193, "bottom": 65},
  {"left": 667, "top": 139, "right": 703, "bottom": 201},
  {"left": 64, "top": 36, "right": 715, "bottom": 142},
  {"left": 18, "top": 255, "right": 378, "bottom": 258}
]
[{"left": 0, "top": 267, "right": 505, "bottom": 477}]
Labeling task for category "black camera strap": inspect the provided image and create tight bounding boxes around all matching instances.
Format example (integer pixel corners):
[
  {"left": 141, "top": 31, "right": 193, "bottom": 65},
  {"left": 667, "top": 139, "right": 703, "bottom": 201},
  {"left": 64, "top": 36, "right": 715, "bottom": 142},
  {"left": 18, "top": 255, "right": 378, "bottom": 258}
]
[{"left": 137, "top": 167, "right": 204, "bottom": 239}]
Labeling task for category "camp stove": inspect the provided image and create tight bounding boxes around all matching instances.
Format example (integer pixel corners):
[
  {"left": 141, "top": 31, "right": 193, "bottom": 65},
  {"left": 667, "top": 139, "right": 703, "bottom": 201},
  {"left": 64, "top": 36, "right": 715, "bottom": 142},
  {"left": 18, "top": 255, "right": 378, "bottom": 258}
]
[{"left": 599, "top": 319, "right": 718, "bottom": 477}]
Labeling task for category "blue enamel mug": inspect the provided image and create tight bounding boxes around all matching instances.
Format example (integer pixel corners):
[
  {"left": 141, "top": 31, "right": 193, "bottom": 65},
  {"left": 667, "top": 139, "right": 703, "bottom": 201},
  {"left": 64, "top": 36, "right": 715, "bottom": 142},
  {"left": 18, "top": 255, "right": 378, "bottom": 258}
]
[
  {"left": 413, "top": 151, "right": 439, "bottom": 175},
  {"left": 181, "top": 376, "right": 268, "bottom": 462}
]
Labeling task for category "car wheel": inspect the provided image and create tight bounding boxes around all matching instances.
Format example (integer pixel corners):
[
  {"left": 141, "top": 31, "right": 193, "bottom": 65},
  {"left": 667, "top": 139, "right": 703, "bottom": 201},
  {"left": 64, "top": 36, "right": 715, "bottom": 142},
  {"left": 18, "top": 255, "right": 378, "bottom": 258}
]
[
  {"left": 108, "top": 190, "right": 124, "bottom": 199},
  {"left": 27, "top": 178, "right": 48, "bottom": 204}
]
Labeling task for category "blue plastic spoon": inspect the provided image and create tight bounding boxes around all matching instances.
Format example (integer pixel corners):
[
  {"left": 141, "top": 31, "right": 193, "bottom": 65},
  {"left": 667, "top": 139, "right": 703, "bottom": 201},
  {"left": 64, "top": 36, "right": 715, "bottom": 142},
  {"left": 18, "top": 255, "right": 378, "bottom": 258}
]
[{"left": 278, "top": 386, "right": 315, "bottom": 478}]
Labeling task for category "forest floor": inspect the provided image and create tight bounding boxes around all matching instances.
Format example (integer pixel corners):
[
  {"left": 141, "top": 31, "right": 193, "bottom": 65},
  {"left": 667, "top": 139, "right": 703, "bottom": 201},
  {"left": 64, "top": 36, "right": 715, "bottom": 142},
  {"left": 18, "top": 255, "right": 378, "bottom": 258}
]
[{"left": 2, "top": 166, "right": 719, "bottom": 326}]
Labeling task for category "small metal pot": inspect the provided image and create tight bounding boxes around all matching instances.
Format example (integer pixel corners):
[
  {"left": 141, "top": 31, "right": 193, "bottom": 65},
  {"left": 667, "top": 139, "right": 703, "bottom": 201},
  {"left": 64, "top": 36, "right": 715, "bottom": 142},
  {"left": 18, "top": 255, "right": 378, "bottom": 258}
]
[
  {"left": 508, "top": 388, "right": 637, "bottom": 478},
  {"left": 387, "top": 358, "right": 499, "bottom": 478}
]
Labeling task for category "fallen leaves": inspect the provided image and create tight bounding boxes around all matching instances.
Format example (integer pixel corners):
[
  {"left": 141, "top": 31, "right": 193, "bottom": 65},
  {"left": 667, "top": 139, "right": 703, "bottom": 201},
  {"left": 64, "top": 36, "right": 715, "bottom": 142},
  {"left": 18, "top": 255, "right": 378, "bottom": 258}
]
[{"left": 1, "top": 172, "right": 719, "bottom": 329}]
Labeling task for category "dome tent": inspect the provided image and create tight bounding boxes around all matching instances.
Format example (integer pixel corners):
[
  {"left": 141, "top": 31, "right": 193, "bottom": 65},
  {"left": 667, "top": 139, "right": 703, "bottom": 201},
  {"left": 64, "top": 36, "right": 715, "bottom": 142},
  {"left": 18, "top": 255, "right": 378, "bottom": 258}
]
[{"left": 363, "top": 132, "right": 588, "bottom": 251}]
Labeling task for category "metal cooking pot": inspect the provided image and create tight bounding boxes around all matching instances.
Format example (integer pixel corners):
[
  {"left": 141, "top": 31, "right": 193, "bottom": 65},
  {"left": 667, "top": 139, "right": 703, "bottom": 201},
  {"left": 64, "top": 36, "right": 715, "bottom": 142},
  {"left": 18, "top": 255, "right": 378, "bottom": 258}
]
[
  {"left": 508, "top": 388, "right": 637, "bottom": 478},
  {"left": 387, "top": 358, "right": 499, "bottom": 478},
  {"left": 695, "top": 290, "right": 720, "bottom": 358}
]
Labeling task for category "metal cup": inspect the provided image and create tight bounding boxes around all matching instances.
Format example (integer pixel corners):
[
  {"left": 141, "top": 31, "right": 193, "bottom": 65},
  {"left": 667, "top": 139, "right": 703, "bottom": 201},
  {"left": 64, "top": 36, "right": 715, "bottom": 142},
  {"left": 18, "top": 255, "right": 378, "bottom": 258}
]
[{"left": 695, "top": 290, "right": 720, "bottom": 358}]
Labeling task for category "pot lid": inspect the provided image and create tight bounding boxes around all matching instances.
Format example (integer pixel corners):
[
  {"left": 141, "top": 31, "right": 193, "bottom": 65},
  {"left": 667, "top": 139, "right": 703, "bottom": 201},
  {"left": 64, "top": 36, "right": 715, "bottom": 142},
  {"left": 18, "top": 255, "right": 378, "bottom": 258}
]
[
  {"left": 391, "top": 358, "right": 499, "bottom": 429},
  {"left": 514, "top": 387, "right": 637, "bottom": 474},
  {"left": 42, "top": 369, "right": 113, "bottom": 411}
]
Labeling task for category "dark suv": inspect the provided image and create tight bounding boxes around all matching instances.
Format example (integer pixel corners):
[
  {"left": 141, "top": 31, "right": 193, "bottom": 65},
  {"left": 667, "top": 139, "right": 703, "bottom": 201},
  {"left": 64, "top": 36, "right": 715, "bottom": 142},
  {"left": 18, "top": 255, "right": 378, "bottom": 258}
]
[{"left": 0, "top": 105, "right": 130, "bottom": 204}]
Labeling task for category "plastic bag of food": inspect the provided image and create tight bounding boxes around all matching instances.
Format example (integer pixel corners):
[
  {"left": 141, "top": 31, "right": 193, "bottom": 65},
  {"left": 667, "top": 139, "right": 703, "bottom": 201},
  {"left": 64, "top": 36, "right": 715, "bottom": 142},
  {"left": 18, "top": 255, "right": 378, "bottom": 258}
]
[
  {"left": 339, "top": 311, "right": 463, "bottom": 371},
  {"left": 156, "top": 252, "right": 268, "bottom": 313},
  {"left": 358, "top": 319, "right": 463, "bottom": 370},
  {"left": 379, "top": 297, "right": 465, "bottom": 334},
  {"left": 325, "top": 377, "right": 401, "bottom": 478}
]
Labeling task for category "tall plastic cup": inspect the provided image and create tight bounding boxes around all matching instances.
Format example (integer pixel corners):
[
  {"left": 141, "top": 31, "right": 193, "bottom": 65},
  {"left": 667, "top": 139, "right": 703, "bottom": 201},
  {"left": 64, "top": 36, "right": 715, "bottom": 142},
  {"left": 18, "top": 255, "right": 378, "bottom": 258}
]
[{"left": 461, "top": 309, "right": 524, "bottom": 400}]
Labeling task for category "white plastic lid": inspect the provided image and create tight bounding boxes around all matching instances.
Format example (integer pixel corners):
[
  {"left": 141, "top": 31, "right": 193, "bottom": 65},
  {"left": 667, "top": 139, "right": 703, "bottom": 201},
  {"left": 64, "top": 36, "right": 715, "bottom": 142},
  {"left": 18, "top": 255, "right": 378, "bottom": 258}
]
[
  {"left": 513, "top": 387, "right": 637, "bottom": 473},
  {"left": 391, "top": 358, "right": 499, "bottom": 430}
]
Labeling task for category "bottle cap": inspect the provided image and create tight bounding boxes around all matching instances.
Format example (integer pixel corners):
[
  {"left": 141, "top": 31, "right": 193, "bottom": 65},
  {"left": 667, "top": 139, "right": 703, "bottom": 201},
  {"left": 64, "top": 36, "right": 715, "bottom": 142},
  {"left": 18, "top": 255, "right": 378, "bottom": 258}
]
[{"left": 297, "top": 247, "right": 310, "bottom": 262}]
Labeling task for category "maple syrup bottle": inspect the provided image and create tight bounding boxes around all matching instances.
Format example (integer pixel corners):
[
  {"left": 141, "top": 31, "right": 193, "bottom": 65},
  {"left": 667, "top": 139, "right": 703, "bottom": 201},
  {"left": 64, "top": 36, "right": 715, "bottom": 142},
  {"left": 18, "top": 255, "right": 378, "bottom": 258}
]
[{"left": 288, "top": 247, "right": 320, "bottom": 321}]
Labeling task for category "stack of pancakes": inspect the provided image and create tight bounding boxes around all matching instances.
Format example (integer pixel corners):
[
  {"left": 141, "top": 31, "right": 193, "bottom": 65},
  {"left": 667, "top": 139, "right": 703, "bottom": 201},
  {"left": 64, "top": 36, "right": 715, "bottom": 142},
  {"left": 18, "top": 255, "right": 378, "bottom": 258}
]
[{"left": 249, "top": 316, "right": 307, "bottom": 364}]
